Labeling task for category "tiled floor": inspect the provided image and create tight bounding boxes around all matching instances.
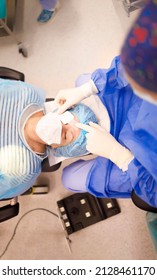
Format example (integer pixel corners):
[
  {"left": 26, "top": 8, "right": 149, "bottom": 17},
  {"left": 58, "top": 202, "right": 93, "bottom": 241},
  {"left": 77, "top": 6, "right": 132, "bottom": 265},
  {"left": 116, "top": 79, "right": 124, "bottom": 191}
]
[{"left": 0, "top": 0, "right": 156, "bottom": 260}]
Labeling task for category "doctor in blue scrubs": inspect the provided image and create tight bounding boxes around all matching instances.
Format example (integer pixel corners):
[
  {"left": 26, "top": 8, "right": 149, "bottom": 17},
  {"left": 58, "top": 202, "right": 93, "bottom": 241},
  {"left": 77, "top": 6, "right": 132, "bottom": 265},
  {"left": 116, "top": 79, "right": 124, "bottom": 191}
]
[{"left": 55, "top": 0, "right": 157, "bottom": 208}]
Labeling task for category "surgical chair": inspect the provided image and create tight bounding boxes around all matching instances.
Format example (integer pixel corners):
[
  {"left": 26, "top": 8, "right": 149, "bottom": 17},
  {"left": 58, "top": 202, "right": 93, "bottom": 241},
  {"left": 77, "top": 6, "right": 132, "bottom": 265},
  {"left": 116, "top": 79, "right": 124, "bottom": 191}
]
[
  {"left": 0, "top": 66, "right": 61, "bottom": 222},
  {"left": 0, "top": 0, "right": 27, "bottom": 57}
]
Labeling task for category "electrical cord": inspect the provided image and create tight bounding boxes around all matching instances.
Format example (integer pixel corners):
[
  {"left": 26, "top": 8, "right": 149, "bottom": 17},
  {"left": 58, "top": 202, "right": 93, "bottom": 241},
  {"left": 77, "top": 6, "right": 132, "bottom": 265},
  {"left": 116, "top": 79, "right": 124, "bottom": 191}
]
[{"left": 0, "top": 208, "right": 59, "bottom": 259}]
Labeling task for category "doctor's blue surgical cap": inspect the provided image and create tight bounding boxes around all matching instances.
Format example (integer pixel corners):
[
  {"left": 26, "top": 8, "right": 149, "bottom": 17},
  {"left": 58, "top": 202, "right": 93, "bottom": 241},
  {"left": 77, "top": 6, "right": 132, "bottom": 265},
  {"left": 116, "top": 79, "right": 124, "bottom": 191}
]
[
  {"left": 121, "top": 0, "right": 157, "bottom": 93},
  {"left": 52, "top": 103, "right": 98, "bottom": 158}
]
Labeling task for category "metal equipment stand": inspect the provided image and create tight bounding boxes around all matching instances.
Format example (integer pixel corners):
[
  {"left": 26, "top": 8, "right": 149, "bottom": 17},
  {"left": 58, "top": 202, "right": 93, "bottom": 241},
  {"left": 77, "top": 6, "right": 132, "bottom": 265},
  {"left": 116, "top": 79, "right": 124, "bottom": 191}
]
[
  {"left": 0, "top": 0, "right": 28, "bottom": 57},
  {"left": 0, "top": 18, "right": 27, "bottom": 57},
  {"left": 122, "top": 0, "right": 145, "bottom": 16}
]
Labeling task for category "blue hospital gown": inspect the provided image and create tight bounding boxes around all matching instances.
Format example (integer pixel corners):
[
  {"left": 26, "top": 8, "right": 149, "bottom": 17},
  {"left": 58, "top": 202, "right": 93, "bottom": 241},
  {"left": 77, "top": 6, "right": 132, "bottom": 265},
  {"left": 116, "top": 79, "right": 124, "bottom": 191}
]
[
  {"left": 86, "top": 56, "right": 157, "bottom": 207},
  {"left": 0, "top": 78, "right": 46, "bottom": 199}
]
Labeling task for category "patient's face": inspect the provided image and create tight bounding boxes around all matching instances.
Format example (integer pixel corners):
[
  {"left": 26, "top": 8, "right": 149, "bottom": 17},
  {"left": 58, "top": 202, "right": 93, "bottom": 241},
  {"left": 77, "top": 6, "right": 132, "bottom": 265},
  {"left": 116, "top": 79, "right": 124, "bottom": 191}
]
[
  {"left": 51, "top": 116, "right": 80, "bottom": 148},
  {"left": 51, "top": 103, "right": 98, "bottom": 158}
]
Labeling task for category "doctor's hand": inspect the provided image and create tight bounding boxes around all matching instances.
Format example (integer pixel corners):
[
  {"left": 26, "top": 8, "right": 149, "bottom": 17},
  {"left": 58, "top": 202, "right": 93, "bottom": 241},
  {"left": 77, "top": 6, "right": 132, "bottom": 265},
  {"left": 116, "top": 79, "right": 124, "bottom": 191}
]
[
  {"left": 76, "top": 122, "right": 134, "bottom": 172},
  {"left": 55, "top": 80, "right": 98, "bottom": 114}
]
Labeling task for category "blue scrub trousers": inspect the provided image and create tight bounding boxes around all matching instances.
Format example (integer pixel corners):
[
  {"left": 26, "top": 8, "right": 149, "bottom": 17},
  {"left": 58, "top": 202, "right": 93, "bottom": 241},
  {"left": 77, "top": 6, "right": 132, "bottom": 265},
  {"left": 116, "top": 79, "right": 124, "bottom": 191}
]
[
  {"left": 62, "top": 159, "right": 95, "bottom": 192},
  {"left": 40, "top": 0, "right": 58, "bottom": 10}
]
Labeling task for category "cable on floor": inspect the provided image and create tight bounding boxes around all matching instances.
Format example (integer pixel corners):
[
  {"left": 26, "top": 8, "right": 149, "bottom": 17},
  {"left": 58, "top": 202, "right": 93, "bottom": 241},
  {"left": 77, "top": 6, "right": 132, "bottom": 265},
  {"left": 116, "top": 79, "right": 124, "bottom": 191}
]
[{"left": 0, "top": 208, "right": 60, "bottom": 259}]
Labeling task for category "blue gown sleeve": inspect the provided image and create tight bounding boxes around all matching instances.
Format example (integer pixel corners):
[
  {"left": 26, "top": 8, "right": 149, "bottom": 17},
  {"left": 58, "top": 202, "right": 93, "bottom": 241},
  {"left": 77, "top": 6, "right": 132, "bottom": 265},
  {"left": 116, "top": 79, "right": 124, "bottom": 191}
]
[{"left": 86, "top": 56, "right": 157, "bottom": 208}]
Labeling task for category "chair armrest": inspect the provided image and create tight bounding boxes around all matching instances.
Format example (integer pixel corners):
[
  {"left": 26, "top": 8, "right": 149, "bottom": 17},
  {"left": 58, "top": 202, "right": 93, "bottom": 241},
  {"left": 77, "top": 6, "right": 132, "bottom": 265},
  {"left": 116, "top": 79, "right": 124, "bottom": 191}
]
[
  {"left": 41, "top": 158, "right": 61, "bottom": 172},
  {"left": 0, "top": 67, "right": 25, "bottom": 81},
  {"left": 131, "top": 190, "right": 157, "bottom": 213},
  {"left": 45, "top": 98, "right": 54, "bottom": 102}
]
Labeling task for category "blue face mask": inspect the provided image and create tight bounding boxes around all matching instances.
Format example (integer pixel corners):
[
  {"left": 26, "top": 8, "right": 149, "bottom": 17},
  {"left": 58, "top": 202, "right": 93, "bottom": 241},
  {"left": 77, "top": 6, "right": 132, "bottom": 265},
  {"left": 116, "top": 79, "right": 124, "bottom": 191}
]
[{"left": 52, "top": 103, "right": 98, "bottom": 158}]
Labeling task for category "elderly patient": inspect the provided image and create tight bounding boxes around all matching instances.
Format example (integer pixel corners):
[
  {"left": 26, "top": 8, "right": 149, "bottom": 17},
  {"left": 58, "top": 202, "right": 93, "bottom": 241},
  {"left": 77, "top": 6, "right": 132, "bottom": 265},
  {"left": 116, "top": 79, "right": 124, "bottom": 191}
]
[{"left": 0, "top": 78, "right": 98, "bottom": 200}]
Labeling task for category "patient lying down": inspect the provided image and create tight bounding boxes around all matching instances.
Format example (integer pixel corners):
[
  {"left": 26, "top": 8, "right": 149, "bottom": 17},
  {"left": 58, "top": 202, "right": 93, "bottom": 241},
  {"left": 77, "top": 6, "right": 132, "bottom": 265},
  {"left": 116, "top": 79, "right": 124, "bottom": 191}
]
[{"left": 25, "top": 103, "right": 99, "bottom": 165}]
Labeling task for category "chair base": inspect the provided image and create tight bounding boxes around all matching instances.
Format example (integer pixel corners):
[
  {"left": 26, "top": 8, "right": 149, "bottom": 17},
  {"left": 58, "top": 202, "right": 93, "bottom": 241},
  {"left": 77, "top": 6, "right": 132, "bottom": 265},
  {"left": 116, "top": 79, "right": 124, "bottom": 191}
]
[{"left": 0, "top": 202, "right": 19, "bottom": 223}]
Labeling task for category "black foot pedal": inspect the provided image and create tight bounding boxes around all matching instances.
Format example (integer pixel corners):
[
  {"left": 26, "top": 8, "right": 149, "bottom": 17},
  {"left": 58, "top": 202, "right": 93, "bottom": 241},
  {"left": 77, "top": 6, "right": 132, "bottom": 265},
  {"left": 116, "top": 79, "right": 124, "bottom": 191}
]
[{"left": 57, "top": 193, "right": 121, "bottom": 235}]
